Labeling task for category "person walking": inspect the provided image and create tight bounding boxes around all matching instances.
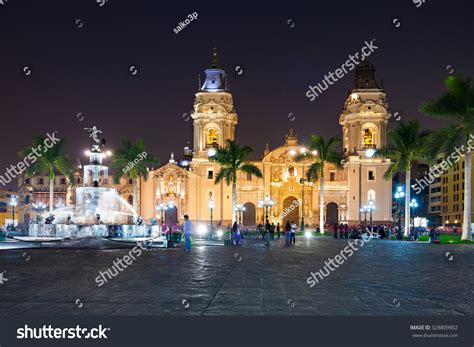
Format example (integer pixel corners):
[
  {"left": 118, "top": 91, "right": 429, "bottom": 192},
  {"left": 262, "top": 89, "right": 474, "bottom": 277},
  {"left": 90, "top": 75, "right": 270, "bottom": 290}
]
[
  {"left": 276, "top": 222, "right": 281, "bottom": 239},
  {"left": 270, "top": 222, "right": 275, "bottom": 239},
  {"left": 290, "top": 221, "right": 297, "bottom": 245},
  {"left": 262, "top": 220, "right": 270, "bottom": 240},
  {"left": 235, "top": 223, "right": 242, "bottom": 245},
  {"left": 183, "top": 215, "right": 192, "bottom": 252},
  {"left": 285, "top": 221, "right": 291, "bottom": 245},
  {"left": 232, "top": 221, "right": 238, "bottom": 245}
]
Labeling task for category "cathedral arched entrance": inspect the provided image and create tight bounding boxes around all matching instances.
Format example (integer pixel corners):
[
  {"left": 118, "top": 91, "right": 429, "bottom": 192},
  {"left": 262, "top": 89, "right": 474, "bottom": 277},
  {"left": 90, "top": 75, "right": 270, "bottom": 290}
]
[
  {"left": 282, "top": 196, "right": 299, "bottom": 225},
  {"left": 326, "top": 202, "right": 338, "bottom": 226},
  {"left": 164, "top": 205, "right": 178, "bottom": 224},
  {"left": 242, "top": 202, "right": 256, "bottom": 226}
]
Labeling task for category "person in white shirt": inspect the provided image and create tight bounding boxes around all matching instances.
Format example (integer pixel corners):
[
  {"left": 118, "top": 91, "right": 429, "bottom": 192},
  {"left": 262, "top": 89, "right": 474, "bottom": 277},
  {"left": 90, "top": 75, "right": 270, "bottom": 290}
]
[{"left": 290, "top": 222, "right": 297, "bottom": 245}]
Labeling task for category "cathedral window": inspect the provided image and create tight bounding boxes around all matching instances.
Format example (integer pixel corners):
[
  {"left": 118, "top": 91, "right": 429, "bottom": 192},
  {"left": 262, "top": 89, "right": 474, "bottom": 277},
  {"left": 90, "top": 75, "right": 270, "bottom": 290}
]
[
  {"left": 368, "top": 190, "right": 376, "bottom": 201},
  {"left": 207, "top": 128, "right": 218, "bottom": 148},
  {"left": 330, "top": 172, "right": 335, "bottom": 181},
  {"left": 288, "top": 166, "right": 295, "bottom": 176},
  {"left": 207, "top": 170, "right": 214, "bottom": 179},
  {"left": 368, "top": 170, "right": 375, "bottom": 181},
  {"left": 363, "top": 129, "right": 374, "bottom": 148},
  {"left": 247, "top": 172, "right": 252, "bottom": 181}
]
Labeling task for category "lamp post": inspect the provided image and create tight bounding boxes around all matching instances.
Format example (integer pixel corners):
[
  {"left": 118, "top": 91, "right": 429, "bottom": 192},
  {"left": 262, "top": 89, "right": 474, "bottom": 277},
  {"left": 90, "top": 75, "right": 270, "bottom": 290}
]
[
  {"left": 259, "top": 194, "right": 274, "bottom": 223},
  {"left": 9, "top": 195, "right": 18, "bottom": 230},
  {"left": 299, "top": 147, "right": 307, "bottom": 231},
  {"left": 394, "top": 186, "right": 405, "bottom": 233},
  {"left": 367, "top": 200, "right": 375, "bottom": 231},
  {"left": 32, "top": 202, "right": 47, "bottom": 221},
  {"left": 360, "top": 207, "right": 368, "bottom": 224},
  {"left": 409, "top": 198, "right": 418, "bottom": 230},
  {"left": 156, "top": 203, "right": 168, "bottom": 233},
  {"left": 209, "top": 197, "right": 214, "bottom": 239},
  {"left": 236, "top": 204, "right": 246, "bottom": 224},
  {"left": 166, "top": 201, "right": 175, "bottom": 242}
]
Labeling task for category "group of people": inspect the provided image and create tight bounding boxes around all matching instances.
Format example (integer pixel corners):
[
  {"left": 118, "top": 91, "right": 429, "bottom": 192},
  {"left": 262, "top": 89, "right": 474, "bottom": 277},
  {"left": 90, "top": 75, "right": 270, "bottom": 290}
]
[
  {"left": 256, "top": 220, "right": 297, "bottom": 245},
  {"left": 332, "top": 223, "right": 398, "bottom": 240}
]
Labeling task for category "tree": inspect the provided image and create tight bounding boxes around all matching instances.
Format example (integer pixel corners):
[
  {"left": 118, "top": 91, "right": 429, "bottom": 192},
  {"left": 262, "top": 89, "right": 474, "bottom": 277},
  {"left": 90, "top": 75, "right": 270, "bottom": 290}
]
[
  {"left": 209, "top": 140, "right": 262, "bottom": 225},
  {"left": 420, "top": 75, "right": 474, "bottom": 241},
  {"left": 295, "top": 134, "right": 342, "bottom": 233},
  {"left": 376, "top": 120, "right": 433, "bottom": 237},
  {"left": 111, "top": 138, "right": 159, "bottom": 214},
  {"left": 19, "top": 136, "right": 75, "bottom": 213}
]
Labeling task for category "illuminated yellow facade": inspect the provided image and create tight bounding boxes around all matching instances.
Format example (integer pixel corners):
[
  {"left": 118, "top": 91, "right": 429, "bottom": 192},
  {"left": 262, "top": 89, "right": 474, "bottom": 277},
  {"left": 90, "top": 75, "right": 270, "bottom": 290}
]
[{"left": 136, "top": 56, "right": 393, "bottom": 227}]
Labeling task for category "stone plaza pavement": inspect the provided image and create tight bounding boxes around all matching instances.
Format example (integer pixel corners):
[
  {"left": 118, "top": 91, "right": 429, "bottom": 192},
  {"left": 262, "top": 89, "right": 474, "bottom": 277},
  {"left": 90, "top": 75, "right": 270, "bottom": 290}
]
[{"left": 0, "top": 236, "right": 472, "bottom": 315}]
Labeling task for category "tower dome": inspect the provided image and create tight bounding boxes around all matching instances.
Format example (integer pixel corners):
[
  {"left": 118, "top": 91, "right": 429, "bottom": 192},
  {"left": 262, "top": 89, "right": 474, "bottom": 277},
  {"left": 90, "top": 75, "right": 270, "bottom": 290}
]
[
  {"left": 200, "top": 47, "right": 227, "bottom": 92},
  {"left": 353, "top": 59, "right": 380, "bottom": 90}
]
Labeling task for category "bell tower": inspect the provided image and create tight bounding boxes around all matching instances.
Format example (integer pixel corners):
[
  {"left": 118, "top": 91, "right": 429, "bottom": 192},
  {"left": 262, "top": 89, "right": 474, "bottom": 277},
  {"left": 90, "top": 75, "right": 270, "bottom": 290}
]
[
  {"left": 191, "top": 48, "right": 238, "bottom": 160},
  {"left": 339, "top": 59, "right": 390, "bottom": 155},
  {"left": 339, "top": 60, "right": 392, "bottom": 225}
]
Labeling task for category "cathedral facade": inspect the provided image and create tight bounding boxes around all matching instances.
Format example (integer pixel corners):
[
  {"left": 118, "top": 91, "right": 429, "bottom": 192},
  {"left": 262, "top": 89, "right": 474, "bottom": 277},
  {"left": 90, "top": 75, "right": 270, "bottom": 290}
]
[
  {"left": 17, "top": 51, "right": 393, "bottom": 228},
  {"left": 138, "top": 52, "right": 393, "bottom": 228}
]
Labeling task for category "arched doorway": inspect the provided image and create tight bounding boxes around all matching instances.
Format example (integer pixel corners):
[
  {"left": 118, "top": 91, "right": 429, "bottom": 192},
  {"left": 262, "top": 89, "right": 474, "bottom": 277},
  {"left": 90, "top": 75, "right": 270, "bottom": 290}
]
[
  {"left": 283, "top": 196, "right": 299, "bottom": 225},
  {"left": 326, "top": 202, "right": 338, "bottom": 226},
  {"left": 164, "top": 205, "right": 178, "bottom": 224},
  {"left": 242, "top": 202, "right": 256, "bottom": 226}
]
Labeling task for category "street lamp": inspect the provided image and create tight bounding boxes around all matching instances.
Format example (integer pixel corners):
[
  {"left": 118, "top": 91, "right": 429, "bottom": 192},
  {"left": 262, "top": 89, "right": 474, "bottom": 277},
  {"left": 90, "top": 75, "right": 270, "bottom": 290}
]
[
  {"left": 32, "top": 201, "right": 47, "bottom": 222},
  {"left": 9, "top": 195, "right": 18, "bottom": 230},
  {"left": 367, "top": 200, "right": 375, "bottom": 230},
  {"left": 394, "top": 186, "right": 405, "bottom": 233},
  {"left": 209, "top": 197, "right": 214, "bottom": 239},
  {"left": 409, "top": 198, "right": 418, "bottom": 229},
  {"left": 236, "top": 204, "right": 246, "bottom": 224},
  {"left": 360, "top": 207, "right": 368, "bottom": 224},
  {"left": 299, "top": 147, "right": 308, "bottom": 231},
  {"left": 156, "top": 203, "right": 168, "bottom": 232},
  {"left": 258, "top": 194, "right": 274, "bottom": 223},
  {"left": 360, "top": 201, "right": 375, "bottom": 230}
]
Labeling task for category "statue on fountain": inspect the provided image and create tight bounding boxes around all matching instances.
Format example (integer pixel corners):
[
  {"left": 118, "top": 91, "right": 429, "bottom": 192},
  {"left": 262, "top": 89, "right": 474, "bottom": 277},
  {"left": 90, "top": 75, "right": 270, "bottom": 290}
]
[
  {"left": 45, "top": 214, "right": 55, "bottom": 224},
  {"left": 84, "top": 126, "right": 102, "bottom": 144},
  {"left": 135, "top": 216, "right": 144, "bottom": 226}
]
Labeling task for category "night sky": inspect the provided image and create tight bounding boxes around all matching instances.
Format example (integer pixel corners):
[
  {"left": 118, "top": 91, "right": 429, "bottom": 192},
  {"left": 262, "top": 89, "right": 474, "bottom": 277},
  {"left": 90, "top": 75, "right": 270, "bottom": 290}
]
[{"left": 0, "top": 0, "right": 472, "bottom": 188}]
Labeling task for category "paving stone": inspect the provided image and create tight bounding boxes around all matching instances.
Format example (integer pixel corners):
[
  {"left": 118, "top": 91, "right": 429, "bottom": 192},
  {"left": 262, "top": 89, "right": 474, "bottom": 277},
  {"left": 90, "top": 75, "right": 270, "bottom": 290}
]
[{"left": 0, "top": 238, "right": 472, "bottom": 315}]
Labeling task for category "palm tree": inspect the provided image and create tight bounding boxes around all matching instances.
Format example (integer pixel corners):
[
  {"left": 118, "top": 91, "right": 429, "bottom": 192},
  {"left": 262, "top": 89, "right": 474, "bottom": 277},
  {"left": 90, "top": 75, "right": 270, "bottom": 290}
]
[
  {"left": 19, "top": 136, "right": 75, "bottom": 213},
  {"left": 376, "top": 120, "right": 433, "bottom": 237},
  {"left": 420, "top": 75, "right": 474, "bottom": 241},
  {"left": 111, "top": 138, "right": 159, "bottom": 213},
  {"left": 295, "top": 134, "right": 342, "bottom": 233},
  {"left": 209, "top": 140, "right": 263, "bottom": 224}
]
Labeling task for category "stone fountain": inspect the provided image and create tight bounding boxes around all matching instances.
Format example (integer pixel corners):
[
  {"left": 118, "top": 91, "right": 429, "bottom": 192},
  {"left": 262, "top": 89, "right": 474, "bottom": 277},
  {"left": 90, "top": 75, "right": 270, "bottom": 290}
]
[{"left": 26, "top": 126, "right": 157, "bottom": 241}]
